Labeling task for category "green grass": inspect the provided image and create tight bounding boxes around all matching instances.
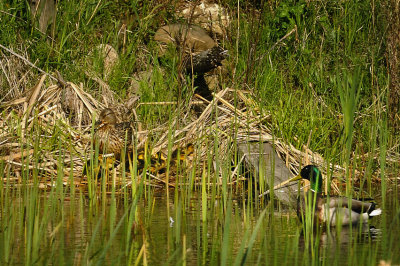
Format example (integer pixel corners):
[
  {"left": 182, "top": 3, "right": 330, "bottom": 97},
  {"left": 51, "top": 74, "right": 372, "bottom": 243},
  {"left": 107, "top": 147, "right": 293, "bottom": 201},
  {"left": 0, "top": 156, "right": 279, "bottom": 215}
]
[{"left": 0, "top": 0, "right": 399, "bottom": 265}]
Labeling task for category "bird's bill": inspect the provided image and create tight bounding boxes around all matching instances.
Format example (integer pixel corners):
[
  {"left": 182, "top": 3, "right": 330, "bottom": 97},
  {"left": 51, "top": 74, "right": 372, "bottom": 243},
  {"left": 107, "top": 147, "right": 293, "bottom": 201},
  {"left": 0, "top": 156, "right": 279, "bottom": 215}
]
[
  {"left": 287, "top": 174, "right": 302, "bottom": 183},
  {"left": 258, "top": 174, "right": 302, "bottom": 198},
  {"left": 95, "top": 120, "right": 103, "bottom": 127}
]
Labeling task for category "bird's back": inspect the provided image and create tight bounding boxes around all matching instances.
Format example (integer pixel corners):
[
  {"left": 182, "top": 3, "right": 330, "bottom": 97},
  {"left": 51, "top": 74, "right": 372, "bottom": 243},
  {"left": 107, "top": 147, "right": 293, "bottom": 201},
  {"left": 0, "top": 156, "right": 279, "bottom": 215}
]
[
  {"left": 94, "top": 122, "right": 133, "bottom": 160},
  {"left": 297, "top": 193, "right": 382, "bottom": 226}
]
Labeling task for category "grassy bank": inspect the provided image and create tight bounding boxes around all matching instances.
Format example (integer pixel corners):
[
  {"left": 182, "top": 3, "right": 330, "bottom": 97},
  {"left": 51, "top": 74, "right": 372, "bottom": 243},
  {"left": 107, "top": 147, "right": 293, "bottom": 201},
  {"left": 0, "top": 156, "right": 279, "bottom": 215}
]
[{"left": 0, "top": 0, "right": 399, "bottom": 265}]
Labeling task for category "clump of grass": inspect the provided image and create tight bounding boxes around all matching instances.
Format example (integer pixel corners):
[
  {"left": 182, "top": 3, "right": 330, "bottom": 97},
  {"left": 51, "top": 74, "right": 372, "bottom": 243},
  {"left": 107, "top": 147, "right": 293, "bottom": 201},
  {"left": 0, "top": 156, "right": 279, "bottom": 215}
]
[{"left": 0, "top": 0, "right": 399, "bottom": 265}]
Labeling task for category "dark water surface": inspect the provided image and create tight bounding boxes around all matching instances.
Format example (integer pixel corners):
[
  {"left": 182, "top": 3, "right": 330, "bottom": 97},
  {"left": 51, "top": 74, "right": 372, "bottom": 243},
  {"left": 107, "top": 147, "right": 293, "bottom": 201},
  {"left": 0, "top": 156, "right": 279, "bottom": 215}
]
[{"left": 3, "top": 188, "right": 400, "bottom": 265}]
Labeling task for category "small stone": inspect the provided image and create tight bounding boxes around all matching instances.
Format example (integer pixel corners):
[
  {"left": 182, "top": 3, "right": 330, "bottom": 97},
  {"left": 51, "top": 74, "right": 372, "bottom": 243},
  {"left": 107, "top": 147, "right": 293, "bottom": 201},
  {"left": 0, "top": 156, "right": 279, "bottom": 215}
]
[
  {"left": 29, "top": 0, "right": 56, "bottom": 33},
  {"left": 94, "top": 44, "right": 119, "bottom": 77}
]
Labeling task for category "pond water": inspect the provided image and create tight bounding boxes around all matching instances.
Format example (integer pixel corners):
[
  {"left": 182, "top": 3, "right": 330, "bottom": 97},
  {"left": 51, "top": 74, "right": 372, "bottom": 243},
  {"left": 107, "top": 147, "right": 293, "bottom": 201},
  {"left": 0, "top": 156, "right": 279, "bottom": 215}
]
[{"left": 2, "top": 188, "right": 400, "bottom": 265}]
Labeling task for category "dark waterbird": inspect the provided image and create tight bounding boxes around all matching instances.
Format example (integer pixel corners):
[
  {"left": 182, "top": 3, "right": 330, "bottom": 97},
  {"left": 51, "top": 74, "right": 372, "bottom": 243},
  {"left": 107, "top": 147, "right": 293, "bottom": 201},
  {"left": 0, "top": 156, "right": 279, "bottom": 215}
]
[{"left": 288, "top": 165, "right": 382, "bottom": 226}]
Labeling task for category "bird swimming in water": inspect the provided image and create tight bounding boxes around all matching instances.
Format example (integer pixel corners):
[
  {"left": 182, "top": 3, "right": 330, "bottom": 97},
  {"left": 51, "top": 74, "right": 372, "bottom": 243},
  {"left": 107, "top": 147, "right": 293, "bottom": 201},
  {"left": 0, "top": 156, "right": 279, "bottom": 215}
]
[{"left": 288, "top": 165, "right": 382, "bottom": 227}]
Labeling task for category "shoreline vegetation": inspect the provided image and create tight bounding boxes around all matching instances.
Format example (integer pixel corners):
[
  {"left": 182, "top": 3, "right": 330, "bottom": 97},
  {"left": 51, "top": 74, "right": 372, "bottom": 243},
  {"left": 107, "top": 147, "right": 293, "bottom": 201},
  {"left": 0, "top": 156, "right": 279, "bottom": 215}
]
[
  {"left": 0, "top": 74, "right": 356, "bottom": 193},
  {"left": 0, "top": 0, "right": 398, "bottom": 196},
  {"left": 0, "top": 0, "right": 399, "bottom": 265}
]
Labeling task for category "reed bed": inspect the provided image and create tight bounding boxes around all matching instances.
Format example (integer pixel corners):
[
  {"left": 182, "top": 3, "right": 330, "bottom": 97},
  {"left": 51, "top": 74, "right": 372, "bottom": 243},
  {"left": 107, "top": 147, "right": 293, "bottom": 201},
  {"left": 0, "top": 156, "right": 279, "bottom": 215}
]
[
  {"left": 0, "top": 1, "right": 399, "bottom": 265},
  {"left": 0, "top": 70, "right": 356, "bottom": 194}
]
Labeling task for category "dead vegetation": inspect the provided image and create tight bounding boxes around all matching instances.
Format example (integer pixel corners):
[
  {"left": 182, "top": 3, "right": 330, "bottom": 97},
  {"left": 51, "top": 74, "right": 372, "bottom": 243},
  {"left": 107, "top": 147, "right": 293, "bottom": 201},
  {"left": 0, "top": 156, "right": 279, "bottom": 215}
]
[
  {"left": 0, "top": 0, "right": 397, "bottom": 195},
  {"left": 0, "top": 49, "right": 353, "bottom": 194}
]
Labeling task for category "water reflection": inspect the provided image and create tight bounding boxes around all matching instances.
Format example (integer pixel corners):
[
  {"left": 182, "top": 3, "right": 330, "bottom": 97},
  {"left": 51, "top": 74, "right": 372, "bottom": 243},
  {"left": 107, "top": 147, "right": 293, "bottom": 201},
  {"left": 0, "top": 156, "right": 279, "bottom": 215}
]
[
  {"left": 298, "top": 224, "right": 382, "bottom": 247},
  {"left": 4, "top": 190, "right": 400, "bottom": 265},
  {"left": 54, "top": 195, "right": 399, "bottom": 265}
]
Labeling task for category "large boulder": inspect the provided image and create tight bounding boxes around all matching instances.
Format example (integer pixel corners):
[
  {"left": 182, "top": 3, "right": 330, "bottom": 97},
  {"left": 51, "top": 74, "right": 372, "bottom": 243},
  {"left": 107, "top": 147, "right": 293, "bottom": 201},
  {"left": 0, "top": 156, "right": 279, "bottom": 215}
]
[{"left": 154, "top": 24, "right": 216, "bottom": 54}]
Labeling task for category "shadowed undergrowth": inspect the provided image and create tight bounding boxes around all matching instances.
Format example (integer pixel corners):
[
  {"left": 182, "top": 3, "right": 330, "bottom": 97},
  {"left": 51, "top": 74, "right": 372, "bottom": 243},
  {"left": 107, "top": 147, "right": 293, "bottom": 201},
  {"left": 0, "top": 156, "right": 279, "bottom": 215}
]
[{"left": 0, "top": 0, "right": 399, "bottom": 265}]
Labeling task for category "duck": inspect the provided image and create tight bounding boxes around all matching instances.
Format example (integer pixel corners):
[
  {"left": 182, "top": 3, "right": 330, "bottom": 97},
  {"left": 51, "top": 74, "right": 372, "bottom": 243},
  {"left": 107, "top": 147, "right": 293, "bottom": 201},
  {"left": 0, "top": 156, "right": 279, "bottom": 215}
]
[
  {"left": 288, "top": 165, "right": 382, "bottom": 227},
  {"left": 93, "top": 108, "right": 133, "bottom": 161},
  {"left": 86, "top": 109, "right": 195, "bottom": 179},
  {"left": 154, "top": 24, "right": 227, "bottom": 100},
  {"left": 183, "top": 46, "right": 228, "bottom": 75},
  {"left": 136, "top": 143, "right": 195, "bottom": 175}
]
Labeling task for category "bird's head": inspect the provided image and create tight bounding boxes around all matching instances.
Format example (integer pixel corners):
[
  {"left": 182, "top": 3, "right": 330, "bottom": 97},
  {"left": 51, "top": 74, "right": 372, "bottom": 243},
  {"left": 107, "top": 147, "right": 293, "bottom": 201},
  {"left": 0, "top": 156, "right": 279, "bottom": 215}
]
[
  {"left": 96, "top": 108, "right": 117, "bottom": 126},
  {"left": 289, "top": 165, "right": 323, "bottom": 193}
]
